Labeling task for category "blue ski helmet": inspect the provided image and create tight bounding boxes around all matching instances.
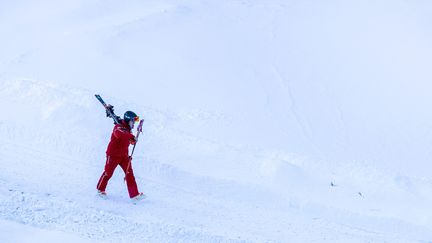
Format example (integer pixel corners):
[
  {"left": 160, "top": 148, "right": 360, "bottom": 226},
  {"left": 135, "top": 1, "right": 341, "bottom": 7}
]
[{"left": 124, "top": 111, "right": 138, "bottom": 122}]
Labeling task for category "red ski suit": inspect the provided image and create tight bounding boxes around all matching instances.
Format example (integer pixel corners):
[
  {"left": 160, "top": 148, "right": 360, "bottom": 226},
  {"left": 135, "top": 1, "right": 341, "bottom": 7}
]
[{"left": 97, "top": 120, "right": 139, "bottom": 198}]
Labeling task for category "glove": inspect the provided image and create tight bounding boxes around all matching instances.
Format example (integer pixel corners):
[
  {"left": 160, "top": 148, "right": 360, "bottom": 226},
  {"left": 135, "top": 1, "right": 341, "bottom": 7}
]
[
  {"left": 106, "top": 104, "right": 114, "bottom": 117},
  {"left": 130, "top": 136, "right": 137, "bottom": 145}
]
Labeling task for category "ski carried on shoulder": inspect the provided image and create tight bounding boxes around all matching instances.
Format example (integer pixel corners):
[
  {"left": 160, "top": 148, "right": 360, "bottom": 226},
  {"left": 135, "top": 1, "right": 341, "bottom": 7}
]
[{"left": 95, "top": 94, "right": 120, "bottom": 124}]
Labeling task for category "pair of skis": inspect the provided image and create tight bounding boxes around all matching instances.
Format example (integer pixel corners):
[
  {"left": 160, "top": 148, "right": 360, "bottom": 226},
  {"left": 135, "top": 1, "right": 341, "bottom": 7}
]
[{"left": 95, "top": 94, "right": 144, "bottom": 158}]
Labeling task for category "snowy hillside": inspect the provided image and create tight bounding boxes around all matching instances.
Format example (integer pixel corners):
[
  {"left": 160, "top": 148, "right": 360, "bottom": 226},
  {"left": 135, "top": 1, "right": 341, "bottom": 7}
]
[{"left": 1, "top": 0, "right": 432, "bottom": 242}]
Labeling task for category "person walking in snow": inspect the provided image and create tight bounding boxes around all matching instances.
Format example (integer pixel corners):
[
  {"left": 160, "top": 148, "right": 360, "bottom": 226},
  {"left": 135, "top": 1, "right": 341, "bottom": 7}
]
[{"left": 97, "top": 106, "right": 145, "bottom": 200}]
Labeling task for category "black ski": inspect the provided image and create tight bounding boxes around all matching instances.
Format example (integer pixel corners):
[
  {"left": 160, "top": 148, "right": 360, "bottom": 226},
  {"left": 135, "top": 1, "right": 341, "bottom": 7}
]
[{"left": 95, "top": 94, "right": 120, "bottom": 124}]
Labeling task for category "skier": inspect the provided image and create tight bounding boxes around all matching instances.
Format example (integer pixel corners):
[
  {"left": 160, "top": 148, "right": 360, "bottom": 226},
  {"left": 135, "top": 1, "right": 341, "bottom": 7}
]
[{"left": 96, "top": 106, "right": 145, "bottom": 200}]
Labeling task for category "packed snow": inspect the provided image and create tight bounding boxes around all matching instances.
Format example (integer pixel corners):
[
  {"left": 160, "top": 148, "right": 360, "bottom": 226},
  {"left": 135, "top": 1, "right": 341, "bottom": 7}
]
[{"left": 1, "top": 0, "right": 432, "bottom": 242}]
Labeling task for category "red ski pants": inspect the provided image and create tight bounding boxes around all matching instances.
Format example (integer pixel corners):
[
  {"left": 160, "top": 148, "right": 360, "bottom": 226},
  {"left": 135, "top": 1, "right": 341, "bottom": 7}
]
[{"left": 96, "top": 156, "right": 139, "bottom": 198}]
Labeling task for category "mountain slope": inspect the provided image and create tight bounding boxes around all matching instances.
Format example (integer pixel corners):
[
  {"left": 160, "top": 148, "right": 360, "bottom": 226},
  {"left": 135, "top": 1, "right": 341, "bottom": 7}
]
[
  {"left": 1, "top": 80, "right": 432, "bottom": 242},
  {"left": 1, "top": 0, "right": 432, "bottom": 242}
]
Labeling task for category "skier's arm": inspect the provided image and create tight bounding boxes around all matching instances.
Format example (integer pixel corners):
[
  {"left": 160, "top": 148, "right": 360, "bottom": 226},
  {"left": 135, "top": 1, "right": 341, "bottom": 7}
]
[{"left": 113, "top": 126, "right": 134, "bottom": 140}]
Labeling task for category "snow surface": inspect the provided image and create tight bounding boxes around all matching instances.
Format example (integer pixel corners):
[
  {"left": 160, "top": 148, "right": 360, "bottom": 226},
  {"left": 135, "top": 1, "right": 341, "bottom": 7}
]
[{"left": 1, "top": 0, "right": 432, "bottom": 242}]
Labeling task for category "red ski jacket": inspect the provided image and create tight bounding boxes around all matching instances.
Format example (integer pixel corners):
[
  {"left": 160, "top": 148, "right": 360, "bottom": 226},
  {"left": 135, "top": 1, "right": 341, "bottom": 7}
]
[{"left": 106, "top": 120, "right": 134, "bottom": 157}]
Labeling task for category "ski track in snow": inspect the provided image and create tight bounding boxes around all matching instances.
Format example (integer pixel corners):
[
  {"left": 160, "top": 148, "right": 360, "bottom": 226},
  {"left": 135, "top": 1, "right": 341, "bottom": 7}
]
[
  {"left": 1, "top": 80, "right": 432, "bottom": 242},
  {"left": 0, "top": 186, "right": 232, "bottom": 242}
]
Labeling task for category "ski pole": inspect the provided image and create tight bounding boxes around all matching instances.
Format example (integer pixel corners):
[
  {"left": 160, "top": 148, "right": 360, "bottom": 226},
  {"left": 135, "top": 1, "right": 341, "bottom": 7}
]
[
  {"left": 130, "top": 119, "right": 144, "bottom": 158},
  {"left": 126, "top": 119, "right": 144, "bottom": 177}
]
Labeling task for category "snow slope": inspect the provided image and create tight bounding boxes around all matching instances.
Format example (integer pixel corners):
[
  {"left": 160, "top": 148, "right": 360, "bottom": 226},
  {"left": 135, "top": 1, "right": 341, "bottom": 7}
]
[
  {"left": 1, "top": 0, "right": 432, "bottom": 242},
  {"left": 0, "top": 219, "right": 100, "bottom": 243}
]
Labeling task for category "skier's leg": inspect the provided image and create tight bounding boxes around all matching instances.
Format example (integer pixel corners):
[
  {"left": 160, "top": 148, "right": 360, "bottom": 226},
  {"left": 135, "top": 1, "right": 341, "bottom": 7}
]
[
  {"left": 119, "top": 157, "right": 139, "bottom": 198},
  {"left": 96, "top": 156, "right": 118, "bottom": 192}
]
